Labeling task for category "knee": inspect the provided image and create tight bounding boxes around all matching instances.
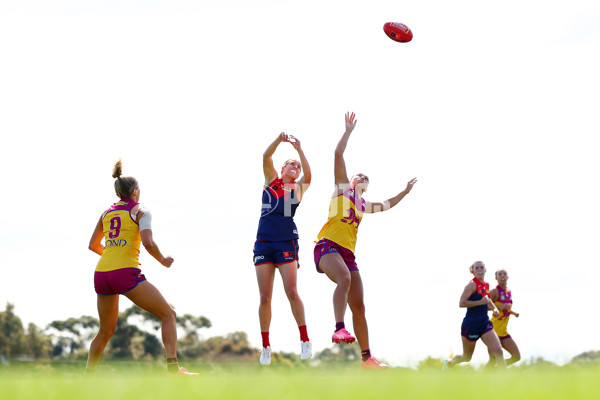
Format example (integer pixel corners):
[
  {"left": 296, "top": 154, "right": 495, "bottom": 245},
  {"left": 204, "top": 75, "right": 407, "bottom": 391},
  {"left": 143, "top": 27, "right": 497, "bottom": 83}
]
[
  {"left": 349, "top": 301, "right": 365, "bottom": 315},
  {"left": 284, "top": 287, "right": 299, "bottom": 302},
  {"left": 463, "top": 354, "right": 472, "bottom": 362},
  {"left": 512, "top": 352, "right": 521, "bottom": 362},
  {"left": 259, "top": 293, "right": 272, "bottom": 306},
  {"left": 337, "top": 274, "right": 351, "bottom": 291},
  {"left": 97, "top": 325, "right": 116, "bottom": 342},
  {"left": 159, "top": 307, "right": 176, "bottom": 324}
]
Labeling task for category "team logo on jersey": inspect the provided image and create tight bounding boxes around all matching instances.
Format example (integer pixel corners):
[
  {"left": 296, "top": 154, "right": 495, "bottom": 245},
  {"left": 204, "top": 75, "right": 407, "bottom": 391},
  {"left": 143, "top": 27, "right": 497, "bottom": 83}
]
[
  {"left": 262, "top": 181, "right": 298, "bottom": 217},
  {"left": 106, "top": 239, "right": 128, "bottom": 247},
  {"left": 341, "top": 208, "right": 361, "bottom": 227}
]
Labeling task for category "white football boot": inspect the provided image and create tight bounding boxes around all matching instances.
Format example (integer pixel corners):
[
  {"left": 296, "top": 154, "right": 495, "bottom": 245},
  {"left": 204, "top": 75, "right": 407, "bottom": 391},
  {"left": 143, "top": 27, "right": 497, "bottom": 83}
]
[
  {"left": 300, "top": 341, "right": 312, "bottom": 360},
  {"left": 260, "top": 346, "right": 272, "bottom": 366}
]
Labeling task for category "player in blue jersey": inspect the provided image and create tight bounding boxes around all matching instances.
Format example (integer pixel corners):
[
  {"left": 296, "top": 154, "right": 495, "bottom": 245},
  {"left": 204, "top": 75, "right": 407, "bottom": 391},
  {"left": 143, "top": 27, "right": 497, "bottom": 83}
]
[
  {"left": 253, "top": 132, "right": 312, "bottom": 365},
  {"left": 444, "top": 261, "right": 506, "bottom": 369}
]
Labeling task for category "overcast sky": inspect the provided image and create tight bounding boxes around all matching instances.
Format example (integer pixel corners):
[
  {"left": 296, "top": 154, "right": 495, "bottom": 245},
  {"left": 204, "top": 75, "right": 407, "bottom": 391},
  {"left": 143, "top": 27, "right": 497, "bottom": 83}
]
[{"left": 1, "top": 0, "right": 600, "bottom": 367}]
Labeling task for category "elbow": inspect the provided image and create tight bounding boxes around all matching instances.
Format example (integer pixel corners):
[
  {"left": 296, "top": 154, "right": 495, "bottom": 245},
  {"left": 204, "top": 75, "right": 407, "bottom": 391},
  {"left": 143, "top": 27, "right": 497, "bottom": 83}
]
[{"left": 142, "top": 239, "right": 154, "bottom": 249}]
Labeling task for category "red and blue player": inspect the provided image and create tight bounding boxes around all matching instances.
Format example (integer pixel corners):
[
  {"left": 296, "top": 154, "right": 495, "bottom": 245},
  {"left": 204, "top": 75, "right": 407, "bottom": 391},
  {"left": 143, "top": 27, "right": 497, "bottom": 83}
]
[
  {"left": 253, "top": 132, "right": 312, "bottom": 365},
  {"left": 444, "top": 261, "right": 505, "bottom": 369}
]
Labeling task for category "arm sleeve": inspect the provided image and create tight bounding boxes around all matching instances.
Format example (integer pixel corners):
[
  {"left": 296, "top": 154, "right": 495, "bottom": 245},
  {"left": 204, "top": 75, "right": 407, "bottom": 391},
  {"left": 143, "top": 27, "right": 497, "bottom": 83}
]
[{"left": 139, "top": 209, "right": 152, "bottom": 232}]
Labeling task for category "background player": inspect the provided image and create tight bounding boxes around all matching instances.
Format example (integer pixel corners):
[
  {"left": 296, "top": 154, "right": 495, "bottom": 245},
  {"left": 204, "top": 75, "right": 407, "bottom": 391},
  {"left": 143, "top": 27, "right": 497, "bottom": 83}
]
[
  {"left": 314, "top": 112, "right": 417, "bottom": 370},
  {"left": 444, "top": 261, "right": 505, "bottom": 370},
  {"left": 253, "top": 132, "right": 312, "bottom": 365},
  {"left": 87, "top": 160, "right": 196, "bottom": 376},
  {"left": 486, "top": 268, "right": 521, "bottom": 367}
]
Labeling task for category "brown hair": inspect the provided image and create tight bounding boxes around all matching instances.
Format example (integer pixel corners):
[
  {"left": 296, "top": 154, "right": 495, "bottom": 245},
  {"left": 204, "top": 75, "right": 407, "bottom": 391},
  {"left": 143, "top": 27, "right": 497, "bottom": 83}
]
[{"left": 112, "top": 159, "right": 138, "bottom": 199}]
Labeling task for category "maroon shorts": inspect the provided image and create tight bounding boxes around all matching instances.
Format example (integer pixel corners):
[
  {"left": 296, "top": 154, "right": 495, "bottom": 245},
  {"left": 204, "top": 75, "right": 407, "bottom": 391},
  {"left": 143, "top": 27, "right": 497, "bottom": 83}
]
[
  {"left": 314, "top": 239, "right": 358, "bottom": 272},
  {"left": 94, "top": 268, "right": 146, "bottom": 295}
]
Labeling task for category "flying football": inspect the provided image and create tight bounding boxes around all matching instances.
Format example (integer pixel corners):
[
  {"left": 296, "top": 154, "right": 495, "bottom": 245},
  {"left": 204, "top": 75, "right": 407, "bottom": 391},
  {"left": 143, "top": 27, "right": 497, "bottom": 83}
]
[{"left": 383, "top": 22, "right": 413, "bottom": 43}]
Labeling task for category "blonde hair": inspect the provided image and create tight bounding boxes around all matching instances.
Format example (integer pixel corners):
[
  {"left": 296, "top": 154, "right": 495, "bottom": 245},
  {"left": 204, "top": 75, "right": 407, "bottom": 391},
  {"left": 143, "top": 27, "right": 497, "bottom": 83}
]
[
  {"left": 112, "top": 159, "right": 139, "bottom": 199},
  {"left": 282, "top": 159, "right": 299, "bottom": 169},
  {"left": 468, "top": 261, "right": 485, "bottom": 273}
]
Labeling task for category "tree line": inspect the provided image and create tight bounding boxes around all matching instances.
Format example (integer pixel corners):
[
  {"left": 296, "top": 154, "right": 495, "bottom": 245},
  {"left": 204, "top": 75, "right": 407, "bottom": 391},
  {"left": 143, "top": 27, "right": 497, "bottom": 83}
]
[{"left": 2, "top": 303, "right": 598, "bottom": 368}]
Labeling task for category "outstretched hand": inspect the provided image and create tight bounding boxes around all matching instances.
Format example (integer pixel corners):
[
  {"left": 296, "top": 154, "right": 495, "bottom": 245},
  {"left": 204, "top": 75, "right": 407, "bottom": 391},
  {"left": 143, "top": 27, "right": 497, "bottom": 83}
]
[
  {"left": 287, "top": 134, "right": 301, "bottom": 151},
  {"left": 405, "top": 178, "right": 418, "bottom": 192},
  {"left": 281, "top": 132, "right": 300, "bottom": 146},
  {"left": 345, "top": 112, "right": 357, "bottom": 133}
]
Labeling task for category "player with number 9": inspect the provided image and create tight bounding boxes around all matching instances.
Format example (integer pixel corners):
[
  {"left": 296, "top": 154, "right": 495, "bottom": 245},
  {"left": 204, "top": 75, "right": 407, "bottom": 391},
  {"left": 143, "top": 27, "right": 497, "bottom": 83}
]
[{"left": 87, "top": 159, "right": 197, "bottom": 376}]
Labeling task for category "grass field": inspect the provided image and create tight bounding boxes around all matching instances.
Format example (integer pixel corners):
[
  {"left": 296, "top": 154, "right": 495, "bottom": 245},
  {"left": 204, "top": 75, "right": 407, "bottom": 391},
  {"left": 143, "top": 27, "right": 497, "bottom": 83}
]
[{"left": 1, "top": 362, "right": 599, "bottom": 399}]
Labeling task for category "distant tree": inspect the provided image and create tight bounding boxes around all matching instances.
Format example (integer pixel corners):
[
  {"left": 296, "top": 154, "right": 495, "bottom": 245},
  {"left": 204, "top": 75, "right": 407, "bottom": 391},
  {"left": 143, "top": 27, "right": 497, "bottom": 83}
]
[
  {"left": 513, "top": 357, "right": 558, "bottom": 369},
  {"left": 47, "top": 316, "right": 99, "bottom": 358},
  {"left": 25, "top": 323, "right": 52, "bottom": 359},
  {"left": 314, "top": 343, "right": 360, "bottom": 363},
  {"left": 0, "top": 303, "right": 27, "bottom": 358},
  {"left": 116, "top": 306, "right": 211, "bottom": 359},
  {"left": 571, "top": 351, "right": 600, "bottom": 364}
]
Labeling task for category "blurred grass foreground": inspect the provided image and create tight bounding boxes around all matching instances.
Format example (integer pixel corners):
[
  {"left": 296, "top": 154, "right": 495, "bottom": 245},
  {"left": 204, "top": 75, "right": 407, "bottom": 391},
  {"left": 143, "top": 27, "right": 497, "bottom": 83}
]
[{"left": 2, "top": 361, "right": 600, "bottom": 400}]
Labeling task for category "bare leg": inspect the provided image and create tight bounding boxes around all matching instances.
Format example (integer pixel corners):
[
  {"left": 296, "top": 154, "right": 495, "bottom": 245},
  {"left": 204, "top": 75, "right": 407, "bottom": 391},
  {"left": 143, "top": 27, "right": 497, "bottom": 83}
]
[
  {"left": 278, "top": 261, "right": 306, "bottom": 326},
  {"left": 347, "top": 270, "right": 368, "bottom": 351},
  {"left": 481, "top": 330, "right": 506, "bottom": 369},
  {"left": 87, "top": 294, "right": 119, "bottom": 370},
  {"left": 486, "top": 345, "right": 498, "bottom": 369},
  {"left": 500, "top": 337, "right": 521, "bottom": 366},
  {"left": 255, "top": 263, "right": 276, "bottom": 332},
  {"left": 317, "top": 253, "right": 351, "bottom": 324},
  {"left": 448, "top": 336, "right": 477, "bottom": 367},
  {"left": 124, "top": 280, "right": 177, "bottom": 359}
]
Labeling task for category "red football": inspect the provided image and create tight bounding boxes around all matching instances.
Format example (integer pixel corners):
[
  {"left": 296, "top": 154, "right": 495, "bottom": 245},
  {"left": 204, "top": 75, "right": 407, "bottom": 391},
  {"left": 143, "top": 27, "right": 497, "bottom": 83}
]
[{"left": 383, "top": 22, "right": 413, "bottom": 43}]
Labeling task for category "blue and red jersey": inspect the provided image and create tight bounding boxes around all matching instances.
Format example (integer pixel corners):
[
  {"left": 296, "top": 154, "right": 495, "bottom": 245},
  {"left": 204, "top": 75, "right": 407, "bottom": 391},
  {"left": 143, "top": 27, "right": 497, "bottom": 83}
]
[
  {"left": 464, "top": 278, "right": 490, "bottom": 322},
  {"left": 256, "top": 178, "right": 300, "bottom": 241}
]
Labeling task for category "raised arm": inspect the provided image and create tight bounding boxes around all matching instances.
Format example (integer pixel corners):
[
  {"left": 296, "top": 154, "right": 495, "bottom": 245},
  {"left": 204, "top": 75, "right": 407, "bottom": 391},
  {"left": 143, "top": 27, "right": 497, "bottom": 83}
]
[
  {"left": 334, "top": 112, "right": 357, "bottom": 186},
  {"left": 365, "top": 178, "right": 417, "bottom": 213},
  {"left": 88, "top": 215, "right": 105, "bottom": 255},
  {"left": 288, "top": 135, "right": 312, "bottom": 201},
  {"left": 263, "top": 133, "right": 285, "bottom": 185}
]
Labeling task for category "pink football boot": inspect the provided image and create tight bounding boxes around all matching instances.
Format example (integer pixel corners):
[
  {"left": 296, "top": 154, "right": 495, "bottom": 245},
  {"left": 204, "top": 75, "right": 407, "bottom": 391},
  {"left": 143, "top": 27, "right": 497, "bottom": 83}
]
[
  {"left": 332, "top": 328, "right": 356, "bottom": 344},
  {"left": 361, "top": 356, "right": 389, "bottom": 370}
]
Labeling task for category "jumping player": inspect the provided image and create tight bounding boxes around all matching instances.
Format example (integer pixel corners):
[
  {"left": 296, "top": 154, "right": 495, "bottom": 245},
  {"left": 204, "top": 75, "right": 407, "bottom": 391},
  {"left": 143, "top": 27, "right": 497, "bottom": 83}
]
[
  {"left": 314, "top": 112, "right": 417, "bottom": 370},
  {"left": 444, "top": 261, "right": 505, "bottom": 370},
  {"left": 486, "top": 268, "right": 521, "bottom": 367},
  {"left": 87, "top": 160, "right": 196, "bottom": 376},
  {"left": 253, "top": 132, "right": 312, "bottom": 366}
]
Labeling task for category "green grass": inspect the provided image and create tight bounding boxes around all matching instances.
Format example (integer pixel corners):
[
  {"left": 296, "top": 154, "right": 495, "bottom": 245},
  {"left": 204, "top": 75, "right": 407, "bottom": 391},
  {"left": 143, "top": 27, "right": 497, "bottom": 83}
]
[{"left": 1, "top": 362, "right": 599, "bottom": 399}]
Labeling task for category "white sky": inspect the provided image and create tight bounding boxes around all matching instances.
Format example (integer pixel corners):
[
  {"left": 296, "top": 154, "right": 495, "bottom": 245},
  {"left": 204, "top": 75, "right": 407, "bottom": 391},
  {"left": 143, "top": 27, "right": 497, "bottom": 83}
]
[{"left": 1, "top": 0, "right": 600, "bottom": 367}]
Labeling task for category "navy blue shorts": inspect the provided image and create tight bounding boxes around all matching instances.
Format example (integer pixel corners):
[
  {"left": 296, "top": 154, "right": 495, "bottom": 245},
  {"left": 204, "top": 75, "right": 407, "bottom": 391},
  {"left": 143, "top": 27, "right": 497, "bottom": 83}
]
[
  {"left": 253, "top": 239, "right": 299, "bottom": 267},
  {"left": 461, "top": 319, "right": 493, "bottom": 342}
]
